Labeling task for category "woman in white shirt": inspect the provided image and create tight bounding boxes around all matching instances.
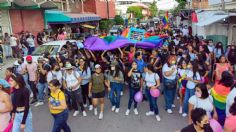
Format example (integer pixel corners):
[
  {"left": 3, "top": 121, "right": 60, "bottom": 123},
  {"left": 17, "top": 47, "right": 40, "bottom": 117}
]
[
  {"left": 188, "top": 83, "right": 218, "bottom": 124},
  {"left": 62, "top": 62, "right": 87, "bottom": 117},
  {"left": 162, "top": 55, "right": 178, "bottom": 114},
  {"left": 182, "top": 61, "right": 201, "bottom": 117},
  {"left": 144, "top": 64, "right": 161, "bottom": 121}
]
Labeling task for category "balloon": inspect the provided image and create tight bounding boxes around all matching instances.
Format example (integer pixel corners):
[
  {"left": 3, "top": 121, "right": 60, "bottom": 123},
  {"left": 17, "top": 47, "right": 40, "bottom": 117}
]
[
  {"left": 150, "top": 89, "right": 160, "bottom": 97},
  {"left": 209, "top": 119, "right": 223, "bottom": 132},
  {"left": 200, "top": 77, "right": 205, "bottom": 83},
  {"left": 134, "top": 91, "right": 143, "bottom": 103}
]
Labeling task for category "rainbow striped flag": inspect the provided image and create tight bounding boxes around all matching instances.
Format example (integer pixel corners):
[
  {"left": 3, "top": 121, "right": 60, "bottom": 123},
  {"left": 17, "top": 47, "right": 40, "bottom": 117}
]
[
  {"left": 211, "top": 84, "right": 231, "bottom": 110},
  {"left": 162, "top": 11, "right": 168, "bottom": 26}
]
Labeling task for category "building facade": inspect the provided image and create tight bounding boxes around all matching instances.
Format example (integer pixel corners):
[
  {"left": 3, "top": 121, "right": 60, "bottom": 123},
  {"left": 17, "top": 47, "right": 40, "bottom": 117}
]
[
  {"left": 208, "top": 0, "right": 236, "bottom": 10},
  {"left": 191, "top": 0, "right": 209, "bottom": 9}
]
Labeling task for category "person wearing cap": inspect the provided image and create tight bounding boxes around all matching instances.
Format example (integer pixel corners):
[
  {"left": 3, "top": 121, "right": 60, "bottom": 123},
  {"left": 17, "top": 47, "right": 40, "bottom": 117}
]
[
  {"left": 0, "top": 79, "right": 13, "bottom": 131},
  {"left": 34, "top": 57, "right": 51, "bottom": 107},
  {"left": 25, "top": 55, "right": 38, "bottom": 104},
  {"left": 62, "top": 62, "right": 87, "bottom": 117},
  {"left": 89, "top": 64, "right": 109, "bottom": 120}
]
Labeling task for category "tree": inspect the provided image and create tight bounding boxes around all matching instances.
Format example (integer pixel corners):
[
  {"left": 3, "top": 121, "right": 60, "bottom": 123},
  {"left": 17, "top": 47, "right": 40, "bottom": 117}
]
[
  {"left": 99, "top": 19, "right": 114, "bottom": 31},
  {"left": 127, "top": 6, "right": 144, "bottom": 19},
  {"left": 149, "top": 1, "right": 158, "bottom": 18},
  {"left": 114, "top": 15, "right": 124, "bottom": 25},
  {"left": 170, "top": 0, "right": 187, "bottom": 16}
]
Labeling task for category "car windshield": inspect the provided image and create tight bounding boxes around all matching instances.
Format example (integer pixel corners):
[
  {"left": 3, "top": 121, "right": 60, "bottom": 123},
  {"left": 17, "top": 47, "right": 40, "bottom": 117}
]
[{"left": 32, "top": 45, "right": 60, "bottom": 56}]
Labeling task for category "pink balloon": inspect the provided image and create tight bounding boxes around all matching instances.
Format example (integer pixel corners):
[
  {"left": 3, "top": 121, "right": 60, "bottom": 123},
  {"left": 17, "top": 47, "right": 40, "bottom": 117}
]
[
  {"left": 209, "top": 119, "right": 223, "bottom": 132},
  {"left": 150, "top": 89, "right": 160, "bottom": 97},
  {"left": 134, "top": 91, "right": 143, "bottom": 103}
]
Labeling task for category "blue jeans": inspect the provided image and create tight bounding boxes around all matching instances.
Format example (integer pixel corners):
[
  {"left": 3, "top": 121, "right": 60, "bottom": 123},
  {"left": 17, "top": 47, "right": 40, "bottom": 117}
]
[
  {"left": 163, "top": 78, "right": 177, "bottom": 110},
  {"left": 183, "top": 88, "right": 195, "bottom": 113},
  {"left": 52, "top": 109, "right": 71, "bottom": 132},
  {"left": 23, "top": 74, "right": 31, "bottom": 92},
  {"left": 128, "top": 87, "right": 139, "bottom": 109},
  {"left": 145, "top": 88, "right": 159, "bottom": 115},
  {"left": 109, "top": 82, "right": 122, "bottom": 108},
  {"left": 37, "top": 82, "right": 48, "bottom": 102},
  {"left": 13, "top": 110, "right": 33, "bottom": 132},
  {"left": 28, "top": 47, "right": 35, "bottom": 55}
]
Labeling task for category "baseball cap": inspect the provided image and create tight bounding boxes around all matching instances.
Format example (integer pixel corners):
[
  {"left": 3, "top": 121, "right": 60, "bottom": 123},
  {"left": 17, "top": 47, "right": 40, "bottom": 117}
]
[
  {"left": 95, "top": 64, "right": 101, "bottom": 69},
  {"left": 26, "top": 55, "right": 32, "bottom": 62}
]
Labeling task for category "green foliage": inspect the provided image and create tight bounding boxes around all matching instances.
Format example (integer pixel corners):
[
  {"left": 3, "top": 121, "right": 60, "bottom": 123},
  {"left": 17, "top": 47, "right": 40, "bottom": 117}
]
[
  {"left": 149, "top": 1, "right": 158, "bottom": 18},
  {"left": 114, "top": 15, "right": 124, "bottom": 25},
  {"left": 127, "top": 6, "right": 144, "bottom": 19},
  {"left": 171, "top": 0, "right": 187, "bottom": 16},
  {"left": 99, "top": 20, "right": 114, "bottom": 31}
]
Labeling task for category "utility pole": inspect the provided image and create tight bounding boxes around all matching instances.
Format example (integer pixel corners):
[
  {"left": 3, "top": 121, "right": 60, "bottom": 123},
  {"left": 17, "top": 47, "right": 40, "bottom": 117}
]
[{"left": 221, "top": 0, "right": 225, "bottom": 10}]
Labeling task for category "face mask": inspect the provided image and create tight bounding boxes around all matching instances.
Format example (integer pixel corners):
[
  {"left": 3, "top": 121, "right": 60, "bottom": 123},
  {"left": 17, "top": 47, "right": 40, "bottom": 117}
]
[
  {"left": 111, "top": 66, "right": 115, "bottom": 70},
  {"left": 187, "top": 65, "right": 191, "bottom": 69},
  {"left": 178, "top": 52, "right": 183, "bottom": 56},
  {"left": 195, "top": 91, "right": 201, "bottom": 98},
  {"left": 27, "top": 62, "right": 32, "bottom": 64},
  {"left": 55, "top": 68, "right": 60, "bottom": 71},
  {"left": 203, "top": 123, "right": 211, "bottom": 131},
  {"left": 171, "top": 61, "right": 176, "bottom": 65},
  {"left": 163, "top": 49, "right": 168, "bottom": 52}
]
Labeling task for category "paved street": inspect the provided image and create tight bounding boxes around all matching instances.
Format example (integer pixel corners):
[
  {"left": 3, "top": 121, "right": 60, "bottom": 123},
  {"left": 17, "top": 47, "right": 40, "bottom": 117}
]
[{"left": 0, "top": 59, "right": 187, "bottom": 132}]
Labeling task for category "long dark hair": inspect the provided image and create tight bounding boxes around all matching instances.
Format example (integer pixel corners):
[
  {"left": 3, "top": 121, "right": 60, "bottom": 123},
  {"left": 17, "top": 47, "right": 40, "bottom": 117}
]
[
  {"left": 215, "top": 42, "right": 224, "bottom": 54},
  {"left": 10, "top": 74, "right": 25, "bottom": 88},
  {"left": 110, "top": 65, "right": 121, "bottom": 78},
  {"left": 192, "top": 61, "right": 199, "bottom": 80},
  {"left": 219, "top": 71, "right": 234, "bottom": 87},
  {"left": 229, "top": 97, "right": 236, "bottom": 115},
  {"left": 79, "top": 58, "right": 89, "bottom": 74}
]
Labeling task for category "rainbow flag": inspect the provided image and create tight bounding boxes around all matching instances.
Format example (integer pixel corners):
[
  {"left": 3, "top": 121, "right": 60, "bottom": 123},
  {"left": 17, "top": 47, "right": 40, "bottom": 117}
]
[
  {"left": 162, "top": 11, "right": 168, "bottom": 26},
  {"left": 211, "top": 84, "right": 231, "bottom": 110}
]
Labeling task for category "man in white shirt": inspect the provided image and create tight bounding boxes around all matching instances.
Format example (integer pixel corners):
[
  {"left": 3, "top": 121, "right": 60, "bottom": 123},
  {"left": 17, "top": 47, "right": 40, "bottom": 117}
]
[{"left": 10, "top": 34, "right": 18, "bottom": 58}]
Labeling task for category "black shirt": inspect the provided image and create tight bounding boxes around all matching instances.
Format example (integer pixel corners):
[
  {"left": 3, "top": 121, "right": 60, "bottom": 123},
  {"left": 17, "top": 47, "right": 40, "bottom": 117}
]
[
  {"left": 181, "top": 124, "right": 196, "bottom": 132},
  {"left": 38, "top": 63, "right": 51, "bottom": 83},
  {"left": 12, "top": 87, "right": 30, "bottom": 124}
]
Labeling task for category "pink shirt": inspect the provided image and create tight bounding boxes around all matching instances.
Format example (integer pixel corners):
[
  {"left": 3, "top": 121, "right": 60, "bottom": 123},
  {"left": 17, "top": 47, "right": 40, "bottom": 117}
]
[
  {"left": 128, "top": 52, "right": 134, "bottom": 64},
  {"left": 57, "top": 34, "right": 66, "bottom": 40},
  {"left": 225, "top": 115, "right": 236, "bottom": 132},
  {"left": 26, "top": 63, "right": 38, "bottom": 81}
]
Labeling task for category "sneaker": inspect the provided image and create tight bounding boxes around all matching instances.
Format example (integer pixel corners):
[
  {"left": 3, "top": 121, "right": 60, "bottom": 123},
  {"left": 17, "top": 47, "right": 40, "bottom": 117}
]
[
  {"left": 125, "top": 109, "right": 130, "bottom": 116},
  {"left": 172, "top": 104, "right": 176, "bottom": 108},
  {"left": 182, "top": 113, "right": 187, "bottom": 117},
  {"left": 115, "top": 108, "right": 119, "bottom": 113},
  {"left": 134, "top": 108, "right": 139, "bottom": 115},
  {"left": 89, "top": 105, "right": 93, "bottom": 111},
  {"left": 167, "top": 109, "right": 173, "bottom": 114},
  {"left": 82, "top": 111, "right": 87, "bottom": 117},
  {"left": 156, "top": 115, "right": 161, "bottom": 122},
  {"left": 73, "top": 111, "right": 79, "bottom": 117},
  {"left": 30, "top": 93, "right": 34, "bottom": 98},
  {"left": 98, "top": 112, "right": 103, "bottom": 120},
  {"left": 120, "top": 91, "right": 124, "bottom": 96},
  {"left": 94, "top": 108, "right": 98, "bottom": 116},
  {"left": 179, "top": 107, "right": 183, "bottom": 114},
  {"left": 83, "top": 104, "right": 88, "bottom": 108},
  {"left": 30, "top": 99, "right": 37, "bottom": 104},
  {"left": 146, "top": 111, "right": 155, "bottom": 116},
  {"left": 111, "top": 106, "right": 116, "bottom": 112},
  {"left": 177, "top": 96, "right": 180, "bottom": 100},
  {"left": 34, "top": 102, "right": 44, "bottom": 107}
]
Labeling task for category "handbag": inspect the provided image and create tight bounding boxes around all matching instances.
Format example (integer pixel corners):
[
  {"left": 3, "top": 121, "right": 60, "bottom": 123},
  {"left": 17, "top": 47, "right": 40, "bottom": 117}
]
[{"left": 3, "top": 120, "right": 13, "bottom": 132}]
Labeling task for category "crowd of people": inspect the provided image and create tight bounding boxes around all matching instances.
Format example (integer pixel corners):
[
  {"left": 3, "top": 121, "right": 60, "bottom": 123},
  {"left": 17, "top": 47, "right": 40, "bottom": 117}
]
[{"left": 0, "top": 25, "right": 236, "bottom": 132}]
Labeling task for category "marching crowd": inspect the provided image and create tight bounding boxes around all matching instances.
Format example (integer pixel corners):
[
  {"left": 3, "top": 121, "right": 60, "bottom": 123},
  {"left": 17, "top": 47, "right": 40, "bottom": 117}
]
[{"left": 0, "top": 27, "right": 236, "bottom": 132}]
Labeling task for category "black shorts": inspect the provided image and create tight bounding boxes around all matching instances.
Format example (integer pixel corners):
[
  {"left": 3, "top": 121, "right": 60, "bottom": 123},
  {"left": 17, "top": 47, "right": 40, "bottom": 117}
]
[{"left": 92, "top": 91, "right": 105, "bottom": 98}]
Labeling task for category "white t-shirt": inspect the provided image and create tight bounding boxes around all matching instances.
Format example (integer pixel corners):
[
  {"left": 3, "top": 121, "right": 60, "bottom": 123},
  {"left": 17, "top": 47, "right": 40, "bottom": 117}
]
[
  {"left": 162, "top": 63, "right": 177, "bottom": 80},
  {"left": 10, "top": 36, "right": 17, "bottom": 47},
  {"left": 47, "top": 71, "right": 63, "bottom": 83},
  {"left": 189, "top": 95, "right": 214, "bottom": 118},
  {"left": 63, "top": 71, "right": 80, "bottom": 91},
  {"left": 145, "top": 73, "right": 159, "bottom": 87},
  {"left": 26, "top": 37, "right": 35, "bottom": 47},
  {"left": 186, "top": 71, "right": 201, "bottom": 89},
  {"left": 178, "top": 69, "right": 189, "bottom": 77},
  {"left": 226, "top": 88, "right": 236, "bottom": 116}
]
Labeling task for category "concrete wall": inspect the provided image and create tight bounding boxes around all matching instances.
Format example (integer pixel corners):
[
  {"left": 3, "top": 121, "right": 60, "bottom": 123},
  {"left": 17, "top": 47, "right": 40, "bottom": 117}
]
[
  {"left": 9, "top": 10, "right": 44, "bottom": 36},
  {"left": 0, "top": 10, "right": 12, "bottom": 35}
]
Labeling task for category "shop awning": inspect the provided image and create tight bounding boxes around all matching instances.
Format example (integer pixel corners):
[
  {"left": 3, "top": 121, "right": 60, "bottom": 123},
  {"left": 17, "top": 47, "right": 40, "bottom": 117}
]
[
  {"left": 45, "top": 10, "right": 101, "bottom": 24},
  {"left": 196, "top": 14, "right": 229, "bottom": 27},
  {"left": 0, "top": 1, "right": 11, "bottom": 9}
]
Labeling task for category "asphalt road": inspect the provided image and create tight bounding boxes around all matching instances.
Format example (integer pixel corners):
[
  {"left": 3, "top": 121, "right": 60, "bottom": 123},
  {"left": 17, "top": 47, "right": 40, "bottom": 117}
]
[{"left": 0, "top": 59, "right": 188, "bottom": 132}]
